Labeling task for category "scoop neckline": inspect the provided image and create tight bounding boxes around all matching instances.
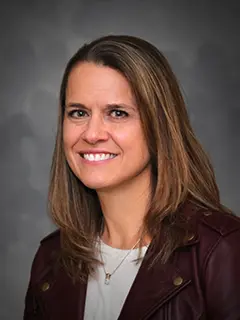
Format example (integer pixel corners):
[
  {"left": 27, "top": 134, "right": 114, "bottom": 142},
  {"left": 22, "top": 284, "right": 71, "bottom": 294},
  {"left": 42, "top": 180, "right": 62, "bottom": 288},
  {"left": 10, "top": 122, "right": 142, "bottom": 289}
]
[{"left": 99, "top": 238, "right": 149, "bottom": 253}]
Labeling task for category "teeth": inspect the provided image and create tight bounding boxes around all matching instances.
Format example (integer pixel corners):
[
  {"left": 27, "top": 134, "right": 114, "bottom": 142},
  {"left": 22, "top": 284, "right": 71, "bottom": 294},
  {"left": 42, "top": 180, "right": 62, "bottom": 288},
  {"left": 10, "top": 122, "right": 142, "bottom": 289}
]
[{"left": 83, "top": 153, "right": 116, "bottom": 161}]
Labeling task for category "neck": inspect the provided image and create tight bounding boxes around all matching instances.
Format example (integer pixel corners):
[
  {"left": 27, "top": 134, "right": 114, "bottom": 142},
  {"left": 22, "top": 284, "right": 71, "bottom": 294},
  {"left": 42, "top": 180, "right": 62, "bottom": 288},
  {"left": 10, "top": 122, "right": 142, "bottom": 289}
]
[{"left": 97, "top": 169, "right": 152, "bottom": 249}]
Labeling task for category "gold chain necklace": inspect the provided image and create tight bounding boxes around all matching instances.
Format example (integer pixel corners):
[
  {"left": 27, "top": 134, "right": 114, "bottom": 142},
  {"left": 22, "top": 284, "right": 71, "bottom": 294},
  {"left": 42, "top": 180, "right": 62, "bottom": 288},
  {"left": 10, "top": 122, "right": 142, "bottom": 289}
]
[{"left": 99, "top": 238, "right": 141, "bottom": 285}]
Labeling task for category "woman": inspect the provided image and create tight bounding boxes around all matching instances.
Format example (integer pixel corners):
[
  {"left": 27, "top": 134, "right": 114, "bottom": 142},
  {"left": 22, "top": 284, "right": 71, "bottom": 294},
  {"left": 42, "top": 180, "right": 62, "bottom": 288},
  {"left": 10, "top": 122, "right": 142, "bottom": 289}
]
[{"left": 24, "top": 35, "right": 240, "bottom": 319}]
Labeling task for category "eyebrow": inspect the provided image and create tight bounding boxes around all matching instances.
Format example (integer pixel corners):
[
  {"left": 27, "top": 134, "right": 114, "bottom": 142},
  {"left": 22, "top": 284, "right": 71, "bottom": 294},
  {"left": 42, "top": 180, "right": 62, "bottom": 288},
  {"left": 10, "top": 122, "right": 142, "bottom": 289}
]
[
  {"left": 65, "top": 102, "right": 137, "bottom": 111},
  {"left": 65, "top": 103, "right": 86, "bottom": 109}
]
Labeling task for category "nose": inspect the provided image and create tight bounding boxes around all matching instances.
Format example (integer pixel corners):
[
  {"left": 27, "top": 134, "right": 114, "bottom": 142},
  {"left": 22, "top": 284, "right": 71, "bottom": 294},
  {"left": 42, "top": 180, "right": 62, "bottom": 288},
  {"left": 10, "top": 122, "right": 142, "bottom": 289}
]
[{"left": 81, "top": 115, "right": 109, "bottom": 145}]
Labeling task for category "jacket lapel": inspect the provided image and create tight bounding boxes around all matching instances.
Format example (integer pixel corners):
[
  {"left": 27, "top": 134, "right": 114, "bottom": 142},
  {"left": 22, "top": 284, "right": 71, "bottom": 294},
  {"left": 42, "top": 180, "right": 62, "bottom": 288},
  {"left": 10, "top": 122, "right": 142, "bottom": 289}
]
[
  {"left": 118, "top": 251, "right": 192, "bottom": 320},
  {"left": 118, "top": 203, "right": 199, "bottom": 320},
  {"left": 55, "top": 267, "right": 87, "bottom": 320}
]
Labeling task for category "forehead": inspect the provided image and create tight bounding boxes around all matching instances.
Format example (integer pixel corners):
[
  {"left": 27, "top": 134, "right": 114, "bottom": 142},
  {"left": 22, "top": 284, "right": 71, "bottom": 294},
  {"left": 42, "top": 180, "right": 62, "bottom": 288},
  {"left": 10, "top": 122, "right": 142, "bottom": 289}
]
[{"left": 65, "top": 62, "right": 136, "bottom": 106}]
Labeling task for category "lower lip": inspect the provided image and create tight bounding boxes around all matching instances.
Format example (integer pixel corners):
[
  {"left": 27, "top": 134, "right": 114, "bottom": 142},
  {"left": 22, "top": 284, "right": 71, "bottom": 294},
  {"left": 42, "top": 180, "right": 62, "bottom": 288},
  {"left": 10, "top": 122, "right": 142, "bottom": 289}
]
[{"left": 79, "top": 155, "right": 117, "bottom": 165}]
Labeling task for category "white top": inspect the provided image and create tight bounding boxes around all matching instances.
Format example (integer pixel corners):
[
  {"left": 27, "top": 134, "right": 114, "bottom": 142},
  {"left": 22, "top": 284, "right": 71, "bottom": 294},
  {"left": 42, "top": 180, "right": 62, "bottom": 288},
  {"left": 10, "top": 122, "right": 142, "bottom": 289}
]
[{"left": 84, "top": 240, "right": 148, "bottom": 320}]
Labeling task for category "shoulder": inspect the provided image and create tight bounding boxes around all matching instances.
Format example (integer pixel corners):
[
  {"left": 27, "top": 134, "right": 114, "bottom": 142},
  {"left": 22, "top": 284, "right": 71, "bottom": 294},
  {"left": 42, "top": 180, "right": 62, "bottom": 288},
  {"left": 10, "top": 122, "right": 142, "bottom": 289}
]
[
  {"left": 40, "top": 229, "right": 61, "bottom": 246},
  {"left": 194, "top": 206, "right": 240, "bottom": 239},
  {"left": 38, "top": 228, "right": 61, "bottom": 260},
  {"left": 180, "top": 202, "right": 240, "bottom": 254},
  {"left": 29, "top": 229, "right": 61, "bottom": 284},
  {"left": 185, "top": 204, "right": 240, "bottom": 268},
  {"left": 38, "top": 228, "right": 61, "bottom": 257},
  {"left": 196, "top": 207, "right": 240, "bottom": 236},
  {"left": 181, "top": 201, "right": 240, "bottom": 237},
  {"left": 193, "top": 209, "right": 240, "bottom": 315}
]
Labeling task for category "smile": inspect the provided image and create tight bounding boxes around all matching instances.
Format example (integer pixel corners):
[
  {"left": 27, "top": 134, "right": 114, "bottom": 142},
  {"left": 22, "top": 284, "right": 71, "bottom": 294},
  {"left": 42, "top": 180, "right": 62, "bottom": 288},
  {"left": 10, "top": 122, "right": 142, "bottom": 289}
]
[{"left": 81, "top": 153, "right": 117, "bottom": 161}]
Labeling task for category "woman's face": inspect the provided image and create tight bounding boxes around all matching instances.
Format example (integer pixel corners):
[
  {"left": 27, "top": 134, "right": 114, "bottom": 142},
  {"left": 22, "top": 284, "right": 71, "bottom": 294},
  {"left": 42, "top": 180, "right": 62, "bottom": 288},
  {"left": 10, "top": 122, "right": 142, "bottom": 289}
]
[{"left": 63, "top": 62, "right": 151, "bottom": 192}]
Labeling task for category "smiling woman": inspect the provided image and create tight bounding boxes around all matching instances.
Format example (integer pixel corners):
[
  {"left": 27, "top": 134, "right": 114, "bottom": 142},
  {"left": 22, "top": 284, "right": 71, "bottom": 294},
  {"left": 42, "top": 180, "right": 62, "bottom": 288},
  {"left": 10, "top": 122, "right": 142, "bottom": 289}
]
[
  {"left": 24, "top": 35, "right": 240, "bottom": 320},
  {"left": 63, "top": 62, "right": 150, "bottom": 192}
]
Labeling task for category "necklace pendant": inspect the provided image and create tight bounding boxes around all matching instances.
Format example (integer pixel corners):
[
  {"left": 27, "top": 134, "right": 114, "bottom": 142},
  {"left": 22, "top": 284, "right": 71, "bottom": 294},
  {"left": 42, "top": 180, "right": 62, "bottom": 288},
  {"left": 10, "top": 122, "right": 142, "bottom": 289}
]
[{"left": 105, "top": 273, "right": 111, "bottom": 285}]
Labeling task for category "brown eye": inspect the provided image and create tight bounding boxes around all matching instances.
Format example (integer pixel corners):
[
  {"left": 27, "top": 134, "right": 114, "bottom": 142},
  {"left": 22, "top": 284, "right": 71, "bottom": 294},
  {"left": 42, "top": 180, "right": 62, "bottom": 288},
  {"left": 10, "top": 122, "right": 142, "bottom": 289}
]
[
  {"left": 111, "top": 110, "right": 128, "bottom": 118},
  {"left": 68, "top": 109, "right": 88, "bottom": 118}
]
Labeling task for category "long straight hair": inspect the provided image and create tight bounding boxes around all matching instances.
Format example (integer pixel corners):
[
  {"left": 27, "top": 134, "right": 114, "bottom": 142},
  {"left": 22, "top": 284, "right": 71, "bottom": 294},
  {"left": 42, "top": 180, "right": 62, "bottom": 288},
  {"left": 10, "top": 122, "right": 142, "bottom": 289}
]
[{"left": 48, "top": 35, "right": 229, "bottom": 282}]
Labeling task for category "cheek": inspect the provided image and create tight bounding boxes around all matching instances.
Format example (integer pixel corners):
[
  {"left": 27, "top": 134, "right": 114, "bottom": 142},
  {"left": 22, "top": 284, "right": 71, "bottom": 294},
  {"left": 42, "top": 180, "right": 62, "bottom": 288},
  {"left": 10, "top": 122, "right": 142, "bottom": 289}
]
[
  {"left": 63, "top": 120, "right": 79, "bottom": 149},
  {"left": 115, "top": 125, "right": 149, "bottom": 155}
]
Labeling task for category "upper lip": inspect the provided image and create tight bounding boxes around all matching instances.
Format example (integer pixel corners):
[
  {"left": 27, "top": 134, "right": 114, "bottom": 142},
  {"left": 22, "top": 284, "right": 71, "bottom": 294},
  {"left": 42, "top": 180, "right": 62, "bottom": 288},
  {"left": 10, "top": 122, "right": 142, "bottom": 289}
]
[{"left": 79, "top": 150, "right": 117, "bottom": 155}]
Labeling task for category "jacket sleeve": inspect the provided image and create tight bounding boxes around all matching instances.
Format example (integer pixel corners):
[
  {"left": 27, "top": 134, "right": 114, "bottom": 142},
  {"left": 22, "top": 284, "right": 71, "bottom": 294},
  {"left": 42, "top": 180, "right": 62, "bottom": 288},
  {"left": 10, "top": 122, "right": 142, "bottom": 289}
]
[
  {"left": 23, "top": 285, "right": 42, "bottom": 320},
  {"left": 204, "top": 229, "right": 240, "bottom": 320},
  {"left": 23, "top": 247, "right": 44, "bottom": 320}
]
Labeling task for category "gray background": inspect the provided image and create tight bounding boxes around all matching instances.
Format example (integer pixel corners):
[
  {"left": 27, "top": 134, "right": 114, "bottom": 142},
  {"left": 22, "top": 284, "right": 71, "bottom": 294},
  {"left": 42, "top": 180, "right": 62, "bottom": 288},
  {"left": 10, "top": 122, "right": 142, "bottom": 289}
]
[{"left": 0, "top": 0, "right": 239, "bottom": 318}]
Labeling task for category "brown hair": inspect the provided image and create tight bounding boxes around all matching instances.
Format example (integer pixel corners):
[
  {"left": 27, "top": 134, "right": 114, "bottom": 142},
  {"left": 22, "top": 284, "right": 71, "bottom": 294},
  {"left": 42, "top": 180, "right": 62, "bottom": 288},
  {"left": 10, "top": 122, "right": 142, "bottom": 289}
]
[{"left": 48, "top": 35, "right": 228, "bottom": 281}]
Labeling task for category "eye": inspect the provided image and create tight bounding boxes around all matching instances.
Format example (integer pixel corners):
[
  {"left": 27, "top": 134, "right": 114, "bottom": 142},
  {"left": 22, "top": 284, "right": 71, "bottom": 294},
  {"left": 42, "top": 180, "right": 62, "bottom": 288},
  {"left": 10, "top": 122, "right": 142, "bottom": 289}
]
[
  {"left": 110, "top": 109, "right": 128, "bottom": 118},
  {"left": 68, "top": 109, "right": 88, "bottom": 118}
]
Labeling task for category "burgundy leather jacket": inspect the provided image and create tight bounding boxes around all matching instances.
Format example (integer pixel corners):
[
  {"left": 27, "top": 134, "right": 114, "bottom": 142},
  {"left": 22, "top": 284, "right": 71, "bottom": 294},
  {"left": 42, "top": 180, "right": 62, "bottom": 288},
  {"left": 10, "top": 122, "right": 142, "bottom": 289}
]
[{"left": 24, "top": 205, "right": 240, "bottom": 319}]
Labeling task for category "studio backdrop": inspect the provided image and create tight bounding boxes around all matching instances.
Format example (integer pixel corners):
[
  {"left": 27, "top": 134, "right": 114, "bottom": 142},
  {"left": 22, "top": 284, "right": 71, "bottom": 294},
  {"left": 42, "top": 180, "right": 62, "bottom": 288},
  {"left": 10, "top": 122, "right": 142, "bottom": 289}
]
[{"left": 0, "top": 0, "right": 239, "bottom": 319}]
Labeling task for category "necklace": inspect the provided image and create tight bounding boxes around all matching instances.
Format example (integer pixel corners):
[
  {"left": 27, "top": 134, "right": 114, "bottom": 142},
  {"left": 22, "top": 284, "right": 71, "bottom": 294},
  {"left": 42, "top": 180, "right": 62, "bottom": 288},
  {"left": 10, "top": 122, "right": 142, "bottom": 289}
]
[{"left": 99, "top": 238, "right": 141, "bottom": 285}]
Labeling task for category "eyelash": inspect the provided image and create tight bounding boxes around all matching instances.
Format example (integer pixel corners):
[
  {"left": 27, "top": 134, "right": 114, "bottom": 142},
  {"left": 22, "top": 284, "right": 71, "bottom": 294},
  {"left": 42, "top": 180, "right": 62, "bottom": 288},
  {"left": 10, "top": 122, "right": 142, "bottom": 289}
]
[
  {"left": 68, "top": 110, "right": 87, "bottom": 118},
  {"left": 67, "top": 109, "right": 129, "bottom": 119},
  {"left": 111, "top": 110, "right": 129, "bottom": 118}
]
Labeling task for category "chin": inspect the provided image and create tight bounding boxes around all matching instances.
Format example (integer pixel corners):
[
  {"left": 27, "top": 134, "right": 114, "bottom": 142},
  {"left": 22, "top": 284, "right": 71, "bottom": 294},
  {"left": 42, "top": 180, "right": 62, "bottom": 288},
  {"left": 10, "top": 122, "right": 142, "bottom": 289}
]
[{"left": 79, "top": 178, "right": 113, "bottom": 191}]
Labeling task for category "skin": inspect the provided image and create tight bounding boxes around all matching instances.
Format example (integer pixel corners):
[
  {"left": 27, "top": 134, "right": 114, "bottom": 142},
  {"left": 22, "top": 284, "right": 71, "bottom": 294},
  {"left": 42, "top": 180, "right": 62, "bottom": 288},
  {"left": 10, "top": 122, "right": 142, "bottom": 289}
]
[{"left": 63, "top": 62, "right": 152, "bottom": 248}]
